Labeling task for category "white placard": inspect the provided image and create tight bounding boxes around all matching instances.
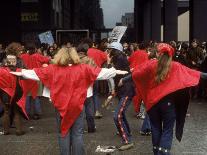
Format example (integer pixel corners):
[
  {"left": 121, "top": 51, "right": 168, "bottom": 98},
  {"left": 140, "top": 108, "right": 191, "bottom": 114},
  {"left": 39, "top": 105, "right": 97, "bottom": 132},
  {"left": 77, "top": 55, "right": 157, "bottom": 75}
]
[{"left": 108, "top": 26, "right": 127, "bottom": 43}]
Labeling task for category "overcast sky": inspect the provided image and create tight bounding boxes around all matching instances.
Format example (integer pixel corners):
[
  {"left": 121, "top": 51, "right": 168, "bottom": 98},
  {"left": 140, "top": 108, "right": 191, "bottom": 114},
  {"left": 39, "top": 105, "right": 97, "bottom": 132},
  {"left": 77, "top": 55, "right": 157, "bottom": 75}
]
[{"left": 100, "top": 0, "right": 134, "bottom": 28}]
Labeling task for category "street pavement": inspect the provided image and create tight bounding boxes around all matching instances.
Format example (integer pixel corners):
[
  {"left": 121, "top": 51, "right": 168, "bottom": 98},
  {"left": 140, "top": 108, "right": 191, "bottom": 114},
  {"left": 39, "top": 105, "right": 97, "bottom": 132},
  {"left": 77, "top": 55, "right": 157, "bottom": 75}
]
[{"left": 0, "top": 97, "right": 207, "bottom": 155}]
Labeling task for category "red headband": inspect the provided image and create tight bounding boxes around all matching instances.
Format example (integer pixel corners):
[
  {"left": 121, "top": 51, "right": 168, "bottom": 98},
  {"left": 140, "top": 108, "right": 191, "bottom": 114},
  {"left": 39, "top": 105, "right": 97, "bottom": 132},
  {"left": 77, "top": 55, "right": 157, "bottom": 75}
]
[{"left": 157, "top": 43, "right": 175, "bottom": 57}]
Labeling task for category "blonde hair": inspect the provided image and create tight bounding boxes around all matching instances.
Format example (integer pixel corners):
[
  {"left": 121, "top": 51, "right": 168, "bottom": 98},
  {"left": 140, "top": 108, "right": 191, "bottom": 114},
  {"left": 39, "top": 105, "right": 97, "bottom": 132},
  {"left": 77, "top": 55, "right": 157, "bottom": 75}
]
[
  {"left": 52, "top": 47, "right": 80, "bottom": 66},
  {"left": 155, "top": 53, "right": 172, "bottom": 84}
]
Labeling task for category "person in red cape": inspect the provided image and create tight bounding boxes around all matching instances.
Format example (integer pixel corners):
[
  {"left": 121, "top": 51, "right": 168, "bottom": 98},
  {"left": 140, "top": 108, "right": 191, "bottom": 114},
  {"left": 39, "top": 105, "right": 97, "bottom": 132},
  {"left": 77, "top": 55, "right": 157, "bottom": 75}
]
[
  {"left": 11, "top": 47, "right": 128, "bottom": 155},
  {"left": 128, "top": 49, "right": 149, "bottom": 116},
  {"left": 20, "top": 44, "right": 50, "bottom": 120},
  {"left": 120, "top": 43, "right": 207, "bottom": 154},
  {"left": 0, "top": 42, "right": 28, "bottom": 136}
]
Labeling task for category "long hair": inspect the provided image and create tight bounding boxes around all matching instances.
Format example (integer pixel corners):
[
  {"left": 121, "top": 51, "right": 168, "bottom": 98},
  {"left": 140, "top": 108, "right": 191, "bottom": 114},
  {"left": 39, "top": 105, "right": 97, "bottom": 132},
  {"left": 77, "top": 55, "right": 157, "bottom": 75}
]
[
  {"left": 155, "top": 53, "right": 172, "bottom": 84},
  {"left": 52, "top": 47, "right": 80, "bottom": 66}
]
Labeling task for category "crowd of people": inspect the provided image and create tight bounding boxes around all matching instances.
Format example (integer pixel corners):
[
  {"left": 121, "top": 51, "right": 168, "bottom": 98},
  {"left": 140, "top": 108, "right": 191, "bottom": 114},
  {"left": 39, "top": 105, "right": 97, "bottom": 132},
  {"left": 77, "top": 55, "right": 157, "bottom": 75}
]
[{"left": 0, "top": 38, "right": 206, "bottom": 155}]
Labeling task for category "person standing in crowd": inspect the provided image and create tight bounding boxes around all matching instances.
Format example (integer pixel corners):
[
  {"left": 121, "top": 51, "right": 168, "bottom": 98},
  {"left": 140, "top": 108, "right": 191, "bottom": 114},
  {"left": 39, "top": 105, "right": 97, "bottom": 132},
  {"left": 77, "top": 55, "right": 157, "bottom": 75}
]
[
  {"left": 107, "top": 42, "right": 135, "bottom": 151},
  {"left": 20, "top": 44, "right": 50, "bottom": 120},
  {"left": 128, "top": 43, "right": 138, "bottom": 57},
  {"left": 98, "top": 38, "right": 108, "bottom": 52},
  {"left": 11, "top": 47, "right": 128, "bottom": 155},
  {"left": 77, "top": 43, "right": 97, "bottom": 133},
  {"left": 82, "top": 38, "right": 108, "bottom": 118},
  {"left": 0, "top": 43, "right": 6, "bottom": 65},
  {"left": 122, "top": 42, "right": 130, "bottom": 56},
  {"left": 120, "top": 43, "right": 207, "bottom": 154},
  {"left": 128, "top": 42, "right": 149, "bottom": 119},
  {"left": 128, "top": 45, "right": 151, "bottom": 135},
  {"left": 0, "top": 42, "right": 28, "bottom": 136}
]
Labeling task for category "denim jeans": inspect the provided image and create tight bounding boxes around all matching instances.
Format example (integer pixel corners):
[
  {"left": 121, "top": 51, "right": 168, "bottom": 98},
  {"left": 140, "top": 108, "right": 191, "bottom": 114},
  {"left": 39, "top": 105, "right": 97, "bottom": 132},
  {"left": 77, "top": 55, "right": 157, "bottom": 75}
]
[
  {"left": 148, "top": 99, "right": 176, "bottom": 155},
  {"left": 0, "top": 104, "right": 3, "bottom": 116},
  {"left": 26, "top": 96, "right": 42, "bottom": 115},
  {"left": 84, "top": 97, "right": 95, "bottom": 132},
  {"left": 141, "top": 114, "right": 151, "bottom": 132},
  {"left": 113, "top": 96, "right": 132, "bottom": 144},
  {"left": 93, "top": 81, "right": 101, "bottom": 112},
  {"left": 56, "top": 109, "right": 85, "bottom": 155}
]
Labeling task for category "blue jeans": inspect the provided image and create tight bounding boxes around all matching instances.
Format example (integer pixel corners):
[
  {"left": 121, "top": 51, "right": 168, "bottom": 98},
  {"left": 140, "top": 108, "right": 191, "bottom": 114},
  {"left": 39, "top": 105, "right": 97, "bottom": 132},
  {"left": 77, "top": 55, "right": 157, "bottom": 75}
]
[
  {"left": 56, "top": 109, "right": 85, "bottom": 155},
  {"left": 84, "top": 97, "right": 95, "bottom": 132},
  {"left": 148, "top": 99, "right": 176, "bottom": 155},
  {"left": 93, "top": 81, "right": 101, "bottom": 112},
  {"left": 26, "top": 96, "right": 42, "bottom": 115},
  {"left": 141, "top": 114, "right": 151, "bottom": 132},
  {"left": 114, "top": 96, "right": 132, "bottom": 144}
]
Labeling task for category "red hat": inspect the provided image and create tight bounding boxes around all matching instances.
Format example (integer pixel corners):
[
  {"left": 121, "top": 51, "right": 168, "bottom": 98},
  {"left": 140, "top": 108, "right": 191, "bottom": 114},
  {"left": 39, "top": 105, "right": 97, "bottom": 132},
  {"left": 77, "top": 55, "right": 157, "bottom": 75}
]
[{"left": 157, "top": 43, "right": 175, "bottom": 57}]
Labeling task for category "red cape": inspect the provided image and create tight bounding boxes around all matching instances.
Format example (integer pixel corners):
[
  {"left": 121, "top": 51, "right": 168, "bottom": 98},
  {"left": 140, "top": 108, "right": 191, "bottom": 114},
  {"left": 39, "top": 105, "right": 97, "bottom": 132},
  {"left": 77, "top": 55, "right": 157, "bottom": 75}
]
[
  {"left": 128, "top": 50, "right": 149, "bottom": 112},
  {"left": 20, "top": 53, "right": 50, "bottom": 98},
  {"left": 34, "top": 64, "right": 101, "bottom": 136},
  {"left": 132, "top": 60, "right": 200, "bottom": 111},
  {"left": 87, "top": 48, "right": 107, "bottom": 67},
  {"left": 128, "top": 50, "right": 149, "bottom": 69},
  {"left": 0, "top": 68, "right": 28, "bottom": 118}
]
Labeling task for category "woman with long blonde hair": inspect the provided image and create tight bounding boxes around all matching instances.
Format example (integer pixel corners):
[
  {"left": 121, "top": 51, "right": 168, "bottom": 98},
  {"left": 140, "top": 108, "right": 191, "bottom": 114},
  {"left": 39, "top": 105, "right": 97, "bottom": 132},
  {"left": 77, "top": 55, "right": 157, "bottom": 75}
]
[
  {"left": 11, "top": 47, "right": 128, "bottom": 155},
  {"left": 120, "top": 43, "right": 207, "bottom": 154}
]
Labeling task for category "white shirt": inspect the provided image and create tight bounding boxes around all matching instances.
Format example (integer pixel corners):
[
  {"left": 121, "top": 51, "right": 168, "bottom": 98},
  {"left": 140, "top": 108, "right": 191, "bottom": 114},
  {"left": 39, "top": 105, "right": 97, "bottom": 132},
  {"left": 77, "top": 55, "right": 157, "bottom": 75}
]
[{"left": 21, "top": 67, "right": 118, "bottom": 98}]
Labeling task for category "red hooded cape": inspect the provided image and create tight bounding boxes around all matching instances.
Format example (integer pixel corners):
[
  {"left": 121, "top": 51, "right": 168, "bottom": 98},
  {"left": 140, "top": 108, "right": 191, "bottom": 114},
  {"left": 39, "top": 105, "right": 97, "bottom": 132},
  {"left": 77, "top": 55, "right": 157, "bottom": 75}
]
[
  {"left": 128, "top": 50, "right": 149, "bottom": 69},
  {"left": 34, "top": 64, "right": 101, "bottom": 136},
  {"left": 0, "top": 68, "right": 28, "bottom": 118},
  {"left": 20, "top": 53, "right": 50, "bottom": 98},
  {"left": 87, "top": 48, "right": 107, "bottom": 67},
  {"left": 128, "top": 50, "right": 149, "bottom": 112},
  {"left": 132, "top": 60, "right": 200, "bottom": 111}
]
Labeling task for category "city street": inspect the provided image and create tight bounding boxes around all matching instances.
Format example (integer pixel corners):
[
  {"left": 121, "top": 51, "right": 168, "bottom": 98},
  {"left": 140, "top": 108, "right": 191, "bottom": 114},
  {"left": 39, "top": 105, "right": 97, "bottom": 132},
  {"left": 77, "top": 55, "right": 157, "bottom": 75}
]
[{"left": 0, "top": 97, "right": 207, "bottom": 155}]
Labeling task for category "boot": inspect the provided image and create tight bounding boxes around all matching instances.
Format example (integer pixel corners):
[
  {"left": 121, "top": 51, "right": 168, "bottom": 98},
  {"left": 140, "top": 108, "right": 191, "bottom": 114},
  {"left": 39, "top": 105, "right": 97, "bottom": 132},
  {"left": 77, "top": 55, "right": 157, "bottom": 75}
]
[{"left": 2, "top": 104, "right": 10, "bottom": 135}]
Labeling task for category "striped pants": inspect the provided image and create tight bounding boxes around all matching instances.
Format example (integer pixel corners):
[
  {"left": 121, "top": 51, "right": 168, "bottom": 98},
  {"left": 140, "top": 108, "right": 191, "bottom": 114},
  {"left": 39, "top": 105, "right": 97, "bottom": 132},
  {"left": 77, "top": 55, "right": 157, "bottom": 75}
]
[{"left": 113, "top": 96, "right": 132, "bottom": 144}]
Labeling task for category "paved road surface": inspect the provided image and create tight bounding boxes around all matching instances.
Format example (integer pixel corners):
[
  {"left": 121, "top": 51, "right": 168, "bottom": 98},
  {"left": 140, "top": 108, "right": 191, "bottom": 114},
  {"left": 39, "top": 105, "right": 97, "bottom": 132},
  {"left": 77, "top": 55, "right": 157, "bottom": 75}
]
[{"left": 0, "top": 97, "right": 207, "bottom": 155}]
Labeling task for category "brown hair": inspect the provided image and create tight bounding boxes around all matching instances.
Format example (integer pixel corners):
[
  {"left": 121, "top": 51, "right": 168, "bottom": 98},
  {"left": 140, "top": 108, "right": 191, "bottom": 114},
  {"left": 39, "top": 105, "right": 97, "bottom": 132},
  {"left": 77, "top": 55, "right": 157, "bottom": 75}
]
[
  {"left": 6, "top": 42, "right": 23, "bottom": 56},
  {"left": 155, "top": 53, "right": 172, "bottom": 84},
  {"left": 52, "top": 47, "right": 80, "bottom": 66}
]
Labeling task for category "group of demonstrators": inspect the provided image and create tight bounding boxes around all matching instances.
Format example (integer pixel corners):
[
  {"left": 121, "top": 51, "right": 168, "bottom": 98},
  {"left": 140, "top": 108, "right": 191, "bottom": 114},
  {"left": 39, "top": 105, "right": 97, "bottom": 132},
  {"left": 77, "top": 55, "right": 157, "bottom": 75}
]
[{"left": 0, "top": 38, "right": 206, "bottom": 155}]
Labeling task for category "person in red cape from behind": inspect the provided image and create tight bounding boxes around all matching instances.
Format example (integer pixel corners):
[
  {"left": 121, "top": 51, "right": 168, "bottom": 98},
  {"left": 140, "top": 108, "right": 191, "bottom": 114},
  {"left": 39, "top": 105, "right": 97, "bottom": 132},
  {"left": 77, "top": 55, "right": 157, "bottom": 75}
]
[
  {"left": 0, "top": 42, "right": 29, "bottom": 136},
  {"left": 20, "top": 44, "right": 50, "bottom": 120},
  {"left": 120, "top": 43, "right": 207, "bottom": 154},
  {"left": 11, "top": 47, "right": 128, "bottom": 155}
]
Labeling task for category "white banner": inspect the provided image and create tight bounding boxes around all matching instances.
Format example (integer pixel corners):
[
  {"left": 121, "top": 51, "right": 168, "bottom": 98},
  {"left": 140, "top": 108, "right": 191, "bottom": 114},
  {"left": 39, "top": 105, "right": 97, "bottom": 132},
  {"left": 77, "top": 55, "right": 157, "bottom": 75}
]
[{"left": 108, "top": 26, "right": 127, "bottom": 43}]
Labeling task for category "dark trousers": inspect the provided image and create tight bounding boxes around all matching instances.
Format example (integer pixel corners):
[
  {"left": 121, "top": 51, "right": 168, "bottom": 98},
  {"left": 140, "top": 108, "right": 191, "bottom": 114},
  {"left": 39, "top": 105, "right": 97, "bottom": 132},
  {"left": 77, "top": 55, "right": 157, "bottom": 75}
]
[
  {"left": 148, "top": 100, "right": 176, "bottom": 155},
  {"left": 141, "top": 114, "right": 151, "bottom": 132},
  {"left": 84, "top": 97, "right": 95, "bottom": 132},
  {"left": 2, "top": 103, "right": 23, "bottom": 134},
  {"left": 93, "top": 81, "right": 101, "bottom": 112}
]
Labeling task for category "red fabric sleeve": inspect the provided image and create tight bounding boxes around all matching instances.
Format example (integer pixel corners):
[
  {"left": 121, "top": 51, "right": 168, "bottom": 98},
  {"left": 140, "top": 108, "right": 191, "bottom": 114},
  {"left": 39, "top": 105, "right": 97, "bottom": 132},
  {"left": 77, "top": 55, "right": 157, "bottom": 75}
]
[
  {"left": 85, "top": 65, "right": 101, "bottom": 84},
  {"left": 33, "top": 65, "right": 53, "bottom": 89},
  {"left": 36, "top": 54, "right": 50, "bottom": 64},
  {"left": 0, "top": 69, "right": 13, "bottom": 89}
]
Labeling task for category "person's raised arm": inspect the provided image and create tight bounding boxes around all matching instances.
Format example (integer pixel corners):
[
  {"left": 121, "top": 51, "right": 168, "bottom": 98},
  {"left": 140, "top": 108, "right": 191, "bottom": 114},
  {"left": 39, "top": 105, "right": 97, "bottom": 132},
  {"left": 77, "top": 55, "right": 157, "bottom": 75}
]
[
  {"left": 10, "top": 69, "right": 40, "bottom": 81},
  {"left": 96, "top": 67, "right": 128, "bottom": 80}
]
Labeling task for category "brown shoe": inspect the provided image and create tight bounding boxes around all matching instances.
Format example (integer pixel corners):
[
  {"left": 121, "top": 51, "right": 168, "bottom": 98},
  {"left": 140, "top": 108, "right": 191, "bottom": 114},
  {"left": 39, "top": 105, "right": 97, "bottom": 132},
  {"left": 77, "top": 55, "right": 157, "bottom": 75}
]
[
  {"left": 3, "top": 131, "right": 10, "bottom": 135},
  {"left": 16, "top": 131, "right": 25, "bottom": 136}
]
